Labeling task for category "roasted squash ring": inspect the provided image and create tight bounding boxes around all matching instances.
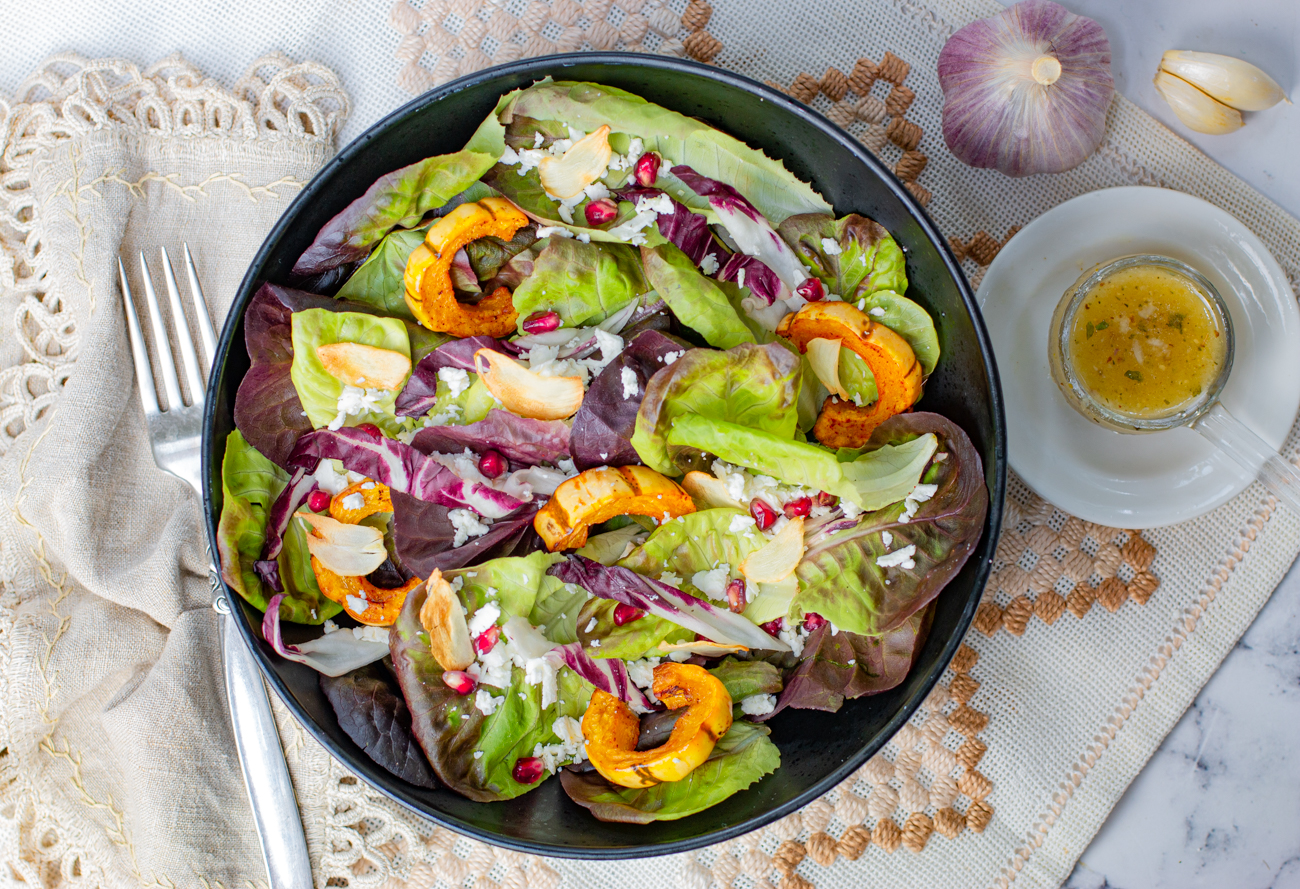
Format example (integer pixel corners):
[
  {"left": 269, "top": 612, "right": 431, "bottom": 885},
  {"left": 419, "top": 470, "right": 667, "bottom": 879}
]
[
  {"left": 534, "top": 465, "right": 696, "bottom": 551},
  {"left": 403, "top": 196, "right": 528, "bottom": 337},
  {"left": 778, "top": 301, "right": 923, "bottom": 446},
  {"left": 309, "top": 479, "right": 419, "bottom": 626},
  {"left": 581, "top": 663, "right": 733, "bottom": 788}
]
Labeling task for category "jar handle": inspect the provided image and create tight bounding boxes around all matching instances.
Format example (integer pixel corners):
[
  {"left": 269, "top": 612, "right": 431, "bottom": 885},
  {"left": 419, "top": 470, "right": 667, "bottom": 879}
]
[{"left": 1193, "top": 402, "right": 1300, "bottom": 515}]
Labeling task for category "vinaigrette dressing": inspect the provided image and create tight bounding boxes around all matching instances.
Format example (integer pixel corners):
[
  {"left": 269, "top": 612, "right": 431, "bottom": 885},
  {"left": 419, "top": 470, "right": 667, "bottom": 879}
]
[{"left": 1066, "top": 264, "right": 1228, "bottom": 418}]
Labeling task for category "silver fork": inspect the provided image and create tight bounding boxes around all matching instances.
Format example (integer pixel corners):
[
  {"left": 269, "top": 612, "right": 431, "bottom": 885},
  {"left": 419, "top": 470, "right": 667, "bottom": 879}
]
[{"left": 119, "top": 247, "right": 313, "bottom": 888}]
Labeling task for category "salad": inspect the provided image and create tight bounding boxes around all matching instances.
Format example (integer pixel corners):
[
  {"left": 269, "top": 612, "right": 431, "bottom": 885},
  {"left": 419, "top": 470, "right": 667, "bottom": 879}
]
[{"left": 217, "top": 78, "right": 988, "bottom": 823}]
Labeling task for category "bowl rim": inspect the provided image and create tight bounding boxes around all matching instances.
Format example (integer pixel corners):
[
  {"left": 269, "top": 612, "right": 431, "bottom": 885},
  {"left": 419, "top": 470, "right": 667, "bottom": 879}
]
[{"left": 202, "top": 50, "right": 1006, "bottom": 859}]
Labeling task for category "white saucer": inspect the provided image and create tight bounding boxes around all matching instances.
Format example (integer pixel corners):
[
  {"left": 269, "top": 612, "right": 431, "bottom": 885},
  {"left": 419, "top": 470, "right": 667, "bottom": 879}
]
[{"left": 977, "top": 186, "right": 1300, "bottom": 528}]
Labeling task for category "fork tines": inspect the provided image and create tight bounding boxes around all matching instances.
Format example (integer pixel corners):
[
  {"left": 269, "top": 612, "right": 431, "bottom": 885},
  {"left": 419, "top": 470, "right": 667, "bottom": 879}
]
[{"left": 118, "top": 245, "right": 218, "bottom": 415}]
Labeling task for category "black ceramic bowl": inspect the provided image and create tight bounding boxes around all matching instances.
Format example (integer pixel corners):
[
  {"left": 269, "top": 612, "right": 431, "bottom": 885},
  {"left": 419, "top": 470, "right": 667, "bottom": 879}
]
[{"left": 203, "top": 53, "right": 1005, "bottom": 858}]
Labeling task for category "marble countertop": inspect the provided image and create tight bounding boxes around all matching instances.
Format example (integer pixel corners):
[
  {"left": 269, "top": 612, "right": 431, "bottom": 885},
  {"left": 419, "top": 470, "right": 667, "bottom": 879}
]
[{"left": 1043, "top": 2, "right": 1300, "bottom": 886}]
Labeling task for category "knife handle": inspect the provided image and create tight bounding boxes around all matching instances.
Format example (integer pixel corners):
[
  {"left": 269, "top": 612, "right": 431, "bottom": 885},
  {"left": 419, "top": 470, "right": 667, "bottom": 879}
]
[{"left": 217, "top": 593, "right": 314, "bottom": 888}]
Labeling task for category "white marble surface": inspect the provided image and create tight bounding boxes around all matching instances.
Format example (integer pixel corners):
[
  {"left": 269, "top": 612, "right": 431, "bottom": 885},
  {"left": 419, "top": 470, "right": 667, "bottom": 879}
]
[{"left": 3, "top": 0, "right": 1297, "bottom": 885}]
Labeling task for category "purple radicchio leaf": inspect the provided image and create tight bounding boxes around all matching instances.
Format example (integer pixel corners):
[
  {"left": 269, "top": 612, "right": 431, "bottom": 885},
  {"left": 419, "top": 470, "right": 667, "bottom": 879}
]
[
  {"left": 395, "top": 336, "right": 504, "bottom": 417},
  {"left": 320, "top": 661, "right": 439, "bottom": 788},
  {"left": 617, "top": 185, "right": 728, "bottom": 270},
  {"left": 795, "top": 411, "right": 989, "bottom": 636},
  {"left": 570, "top": 329, "right": 691, "bottom": 470},
  {"left": 262, "top": 594, "right": 390, "bottom": 677},
  {"left": 412, "top": 409, "right": 571, "bottom": 466},
  {"left": 285, "top": 427, "right": 528, "bottom": 518},
  {"left": 754, "top": 606, "right": 933, "bottom": 721},
  {"left": 253, "top": 467, "right": 317, "bottom": 592},
  {"left": 234, "top": 284, "right": 313, "bottom": 469},
  {"left": 543, "top": 643, "right": 656, "bottom": 712},
  {"left": 391, "top": 490, "right": 542, "bottom": 576},
  {"left": 547, "top": 556, "right": 789, "bottom": 653},
  {"left": 670, "top": 165, "right": 809, "bottom": 290},
  {"left": 717, "top": 254, "right": 787, "bottom": 306}
]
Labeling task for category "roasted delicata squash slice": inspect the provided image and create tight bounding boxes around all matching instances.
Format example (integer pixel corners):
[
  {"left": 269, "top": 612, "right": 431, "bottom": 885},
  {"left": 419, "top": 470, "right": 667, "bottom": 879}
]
[
  {"left": 534, "top": 465, "right": 696, "bottom": 551},
  {"left": 404, "top": 197, "right": 528, "bottom": 337},
  {"left": 778, "top": 301, "right": 923, "bottom": 446},
  {"left": 582, "top": 663, "right": 732, "bottom": 788},
  {"left": 304, "top": 480, "right": 419, "bottom": 626}
]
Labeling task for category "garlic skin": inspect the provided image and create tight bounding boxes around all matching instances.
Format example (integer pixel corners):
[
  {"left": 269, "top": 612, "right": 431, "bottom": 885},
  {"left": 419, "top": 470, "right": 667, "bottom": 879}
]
[
  {"left": 1153, "top": 69, "right": 1243, "bottom": 134},
  {"left": 938, "top": 0, "right": 1114, "bottom": 177},
  {"left": 1159, "top": 50, "right": 1287, "bottom": 112}
]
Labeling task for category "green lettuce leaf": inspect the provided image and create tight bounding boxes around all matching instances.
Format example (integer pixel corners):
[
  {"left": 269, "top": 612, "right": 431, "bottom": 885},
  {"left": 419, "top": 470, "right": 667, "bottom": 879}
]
[
  {"left": 708, "top": 657, "right": 784, "bottom": 701},
  {"left": 390, "top": 579, "right": 591, "bottom": 802},
  {"left": 575, "top": 599, "right": 692, "bottom": 660},
  {"left": 795, "top": 413, "right": 988, "bottom": 636},
  {"left": 290, "top": 308, "right": 410, "bottom": 431},
  {"left": 859, "top": 290, "right": 941, "bottom": 376},
  {"left": 559, "top": 721, "right": 780, "bottom": 823},
  {"left": 631, "top": 342, "right": 800, "bottom": 476},
  {"left": 618, "top": 508, "right": 762, "bottom": 594},
  {"left": 837, "top": 348, "right": 879, "bottom": 406},
  {"left": 215, "top": 430, "right": 340, "bottom": 623},
  {"left": 418, "top": 373, "right": 497, "bottom": 426},
  {"left": 511, "top": 238, "right": 648, "bottom": 330},
  {"left": 449, "top": 550, "right": 588, "bottom": 644},
  {"left": 502, "top": 80, "right": 830, "bottom": 223},
  {"left": 778, "top": 213, "right": 908, "bottom": 300},
  {"left": 640, "top": 243, "right": 755, "bottom": 351},
  {"left": 664, "top": 415, "right": 936, "bottom": 511},
  {"left": 335, "top": 227, "right": 425, "bottom": 322}
]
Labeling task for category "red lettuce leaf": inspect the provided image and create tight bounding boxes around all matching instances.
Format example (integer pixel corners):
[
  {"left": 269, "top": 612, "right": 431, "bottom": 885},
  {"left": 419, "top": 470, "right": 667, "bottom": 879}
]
[
  {"left": 233, "top": 285, "right": 312, "bottom": 468},
  {"left": 569, "top": 329, "right": 691, "bottom": 470},
  {"left": 412, "top": 409, "right": 571, "bottom": 466},
  {"left": 395, "top": 336, "right": 504, "bottom": 417},
  {"left": 391, "top": 490, "right": 542, "bottom": 576},
  {"left": 320, "top": 662, "right": 439, "bottom": 789}
]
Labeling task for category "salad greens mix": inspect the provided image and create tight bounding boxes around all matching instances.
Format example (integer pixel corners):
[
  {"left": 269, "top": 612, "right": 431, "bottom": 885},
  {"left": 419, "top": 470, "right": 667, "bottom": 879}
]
[{"left": 217, "top": 78, "right": 988, "bottom": 822}]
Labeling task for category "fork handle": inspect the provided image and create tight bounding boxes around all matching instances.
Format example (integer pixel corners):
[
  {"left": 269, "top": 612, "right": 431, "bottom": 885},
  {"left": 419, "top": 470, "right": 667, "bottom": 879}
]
[{"left": 218, "top": 597, "right": 314, "bottom": 888}]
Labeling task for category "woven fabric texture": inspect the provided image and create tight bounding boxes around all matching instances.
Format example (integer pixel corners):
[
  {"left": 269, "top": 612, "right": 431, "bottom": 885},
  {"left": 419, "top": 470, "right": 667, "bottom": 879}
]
[{"left": 1, "top": 0, "right": 1299, "bottom": 886}]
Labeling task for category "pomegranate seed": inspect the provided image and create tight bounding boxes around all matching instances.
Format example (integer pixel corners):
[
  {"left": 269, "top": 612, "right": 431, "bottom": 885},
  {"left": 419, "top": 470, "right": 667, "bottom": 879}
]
[
  {"left": 796, "top": 278, "right": 826, "bottom": 302},
  {"left": 784, "top": 497, "right": 812, "bottom": 518},
  {"left": 749, "top": 498, "right": 779, "bottom": 531},
  {"left": 473, "top": 625, "right": 500, "bottom": 655},
  {"left": 725, "top": 578, "right": 747, "bottom": 614},
  {"left": 584, "top": 198, "right": 619, "bottom": 226},
  {"left": 355, "top": 423, "right": 382, "bottom": 440},
  {"left": 307, "top": 490, "right": 332, "bottom": 512},
  {"left": 803, "top": 612, "right": 828, "bottom": 631},
  {"left": 613, "top": 603, "right": 645, "bottom": 626},
  {"left": 760, "top": 617, "right": 784, "bottom": 638},
  {"left": 441, "top": 670, "right": 476, "bottom": 694},
  {"left": 522, "top": 311, "right": 561, "bottom": 334},
  {"left": 634, "top": 152, "right": 662, "bottom": 187},
  {"left": 512, "top": 756, "right": 545, "bottom": 784},
  {"left": 478, "top": 449, "right": 507, "bottom": 479},
  {"left": 815, "top": 491, "right": 839, "bottom": 508}
]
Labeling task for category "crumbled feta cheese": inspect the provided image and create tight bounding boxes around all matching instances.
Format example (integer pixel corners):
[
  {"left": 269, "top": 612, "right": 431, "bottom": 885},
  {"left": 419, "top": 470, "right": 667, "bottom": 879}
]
[
  {"left": 848, "top": 659, "right": 856, "bottom": 666},
  {"left": 626, "top": 137, "right": 645, "bottom": 162},
  {"left": 934, "top": 452, "right": 949, "bottom": 463},
  {"left": 584, "top": 617, "right": 598, "bottom": 633},
  {"left": 621, "top": 366, "right": 640, "bottom": 399},
  {"left": 778, "top": 623, "right": 810, "bottom": 657},
  {"left": 524, "top": 656, "right": 559, "bottom": 708},
  {"left": 820, "top": 237, "right": 843, "bottom": 255},
  {"left": 533, "top": 715, "right": 588, "bottom": 772},
  {"left": 899, "top": 499, "right": 919, "bottom": 524},
  {"left": 468, "top": 602, "right": 501, "bottom": 637},
  {"left": 668, "top": 649, "right": 692, "bottom": 662},
  {"left": 876, "top": 544, "right": 917, "bottom": 569},
  {"left": 312, "top": 460, "right": 352, "bottom": 496},
  {"left": 881, "top": 530, "right": 894, "bottom": 549},
  {"left": 437, "top": 366, "right": 470, "bottom": 399},
  {"left": 345, "top": 594, "right": 368, "bottom": 615},
  {"left": 352, "top": 626, "right": 388, "bottom": 643},
  {"left": 449, "top": 508, "right": 491, "bottom": 547},
  {"left": 869, "top": 307, "right": 886, "bottom": 317},
  {"left": 340, "top": 492, "right": 365, "bottom": 512},
  {"left": 329, "top": 385, "right": 385, "bottom": 431},
  {"left": 588, "top": 329, "right": 624, "bottom": 372},
  {"left": 500, "top": 145, "right": 521, "bottom": 166},
  {"left": 625, "top": 657, "right": 661, "bottom": 691},
  {"left": 534, "top": 132, "right": 544, "bottom": 148},
  {"left": 728, "top": 513, "right": 758, "bottom": 534},
  {"left": 468, "top": 640, "right": 513, "bottom": 690},
  {"left": 535, "top": 224, "right": 575, "bottom": 239},
  {"left": 658, "top": 571, "right": 683, "bottom": 587},
  {"left": 737, "top": 268, "right": 747, "bottom": 289},
  {"left": 361, "top": 481, "right": 375, "bottom": 490},
  {"left": 699, "top": 253, "right": 720, "bottom": 275},
  {"left": 583, "top": 181, "right": 610, "bottom": 202},
  {"left": 909, "top": 483, "right": 939, "bottom": 503},
  {"left": 589, "top": 639, "right": 601, "bottom": 648},
  {"left": 662, "top": 350, "right": 685, "bottom": 366},
  {"left": 322, "top": 619, "right": 340, "bottom": 634},
  {"left": 740, "top": 693, "right": 777, "bottom": 716},
  {"left": 841, "top": 499, "right": 863, "bottom": 520},
  {"left": 691, "top": 567, "right": 730, "bottom": 600},
  {"left": 475, "top": 688, "right": 501, "bottom": 715}
]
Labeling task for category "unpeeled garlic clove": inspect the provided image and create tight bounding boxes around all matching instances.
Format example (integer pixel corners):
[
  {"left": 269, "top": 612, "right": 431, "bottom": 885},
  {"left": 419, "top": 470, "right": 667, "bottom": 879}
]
[
  {"left": 1159, "top": 50, "right": 1287, "bottom": 112},
  {"left": 1153, "top": 69, "right": 1243, "bottom": 134}
]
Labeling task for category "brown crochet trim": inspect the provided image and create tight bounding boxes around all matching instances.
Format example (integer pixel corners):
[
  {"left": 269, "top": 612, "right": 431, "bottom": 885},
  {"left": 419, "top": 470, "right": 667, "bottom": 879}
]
[{"left": 765, "top": 51, "right": 933, "bottom": 207}]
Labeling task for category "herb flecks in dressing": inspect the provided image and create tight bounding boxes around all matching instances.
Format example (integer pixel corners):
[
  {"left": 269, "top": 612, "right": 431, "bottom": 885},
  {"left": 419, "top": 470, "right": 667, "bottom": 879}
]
[{"left": 1068, "top": 265, "right": 1226, "bottom": 418}]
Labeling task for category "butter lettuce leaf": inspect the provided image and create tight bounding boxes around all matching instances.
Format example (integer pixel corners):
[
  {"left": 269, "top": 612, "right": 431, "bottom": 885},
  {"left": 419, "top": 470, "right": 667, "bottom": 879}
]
[
  {"left": 334, "top": 226, "right": 426, "bottom": 322},
  {"left": 631, "top": 342, "right": 800, "bottom": 476},
  {"left": 640, "top": 243, "right": 755, "bottom": 351},
  {"left": 289, "top": 308, "right": 411, "bottom": 430},
  {"left": 574, "top": 598, "right": 692, "bottom": 660},
  {"left": 617, "top": 509, "right": 763, "bottom": 597},
  {"left": 511, "top": 238, "right": 648, "bottom": 331},
  {"left": 795, "top": 413, "right": 987, "bottom": 636},
  {"left": 559, "top": 720, "right": 780, "bottom": 823},
  {"left": 778, "top": 212, "right": 908, "bottom": 300},
  {"left": 860, "top": 291, "right": 940, "bottom": 376},
  {"left": 215, "top": 430, "right": 340, "bottom": 623}
]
